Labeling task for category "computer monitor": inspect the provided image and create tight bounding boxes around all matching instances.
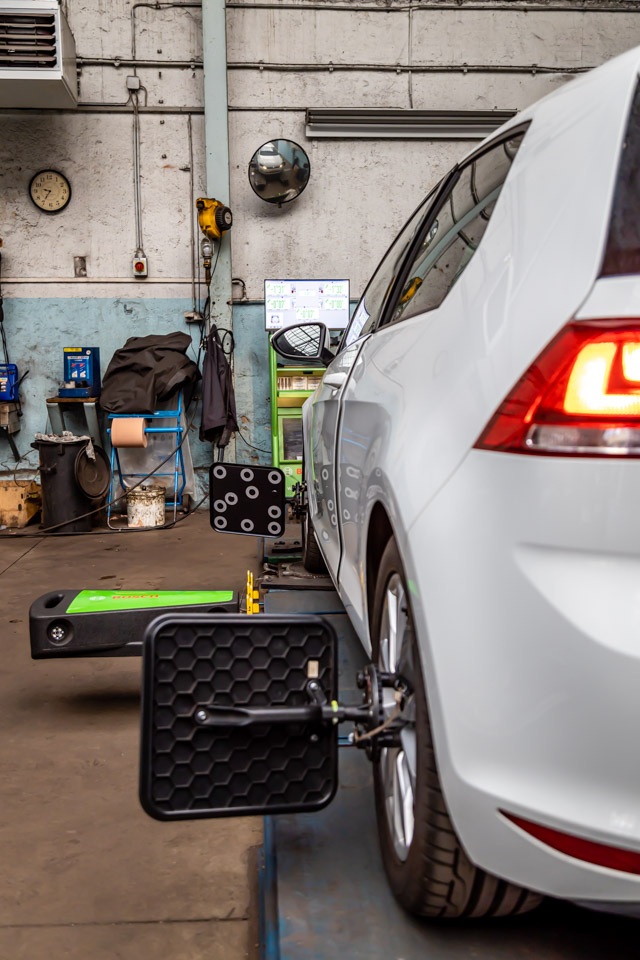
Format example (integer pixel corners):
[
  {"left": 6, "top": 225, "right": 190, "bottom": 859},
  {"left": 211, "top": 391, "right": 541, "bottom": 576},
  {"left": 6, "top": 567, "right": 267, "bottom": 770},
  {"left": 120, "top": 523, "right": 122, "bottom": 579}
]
[{"left": 264, "top": 279, "right": 350, "bottom": 332}]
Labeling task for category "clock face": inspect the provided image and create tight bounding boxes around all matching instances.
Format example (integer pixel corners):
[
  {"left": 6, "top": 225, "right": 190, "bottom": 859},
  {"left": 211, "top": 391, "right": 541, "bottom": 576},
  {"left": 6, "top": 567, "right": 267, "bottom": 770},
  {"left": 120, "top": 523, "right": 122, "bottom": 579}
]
[{"left": 29, "top": 170, "right": 71, "bottom": 213}]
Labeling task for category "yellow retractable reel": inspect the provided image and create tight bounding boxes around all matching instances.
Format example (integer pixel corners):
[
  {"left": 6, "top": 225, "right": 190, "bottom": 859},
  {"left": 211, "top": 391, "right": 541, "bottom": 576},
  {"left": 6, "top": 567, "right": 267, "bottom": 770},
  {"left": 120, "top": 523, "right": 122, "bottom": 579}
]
[
  {"left": 196, "top": 197, "right": 233, "bottom": 241},
  {"left": 196, "top": 198, "right": 233, "bottom": 284}
]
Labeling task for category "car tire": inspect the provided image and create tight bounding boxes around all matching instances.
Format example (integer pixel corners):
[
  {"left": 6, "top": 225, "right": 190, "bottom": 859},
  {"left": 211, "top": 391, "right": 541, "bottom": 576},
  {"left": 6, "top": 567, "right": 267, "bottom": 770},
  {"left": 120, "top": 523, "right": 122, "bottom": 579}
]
[
  {"left": 371, "top": 536, "right": 543, "bottom": 919},
  {"left": 301, "top": 509, "right": 327, "bottom": 574}
]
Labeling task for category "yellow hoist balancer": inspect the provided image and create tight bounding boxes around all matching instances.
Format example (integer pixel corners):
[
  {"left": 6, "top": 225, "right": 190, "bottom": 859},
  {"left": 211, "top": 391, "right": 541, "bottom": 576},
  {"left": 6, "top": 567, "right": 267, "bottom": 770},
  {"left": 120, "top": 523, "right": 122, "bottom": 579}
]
[{"left": 196, "top": 197, "right": 233, "bottom": 284}]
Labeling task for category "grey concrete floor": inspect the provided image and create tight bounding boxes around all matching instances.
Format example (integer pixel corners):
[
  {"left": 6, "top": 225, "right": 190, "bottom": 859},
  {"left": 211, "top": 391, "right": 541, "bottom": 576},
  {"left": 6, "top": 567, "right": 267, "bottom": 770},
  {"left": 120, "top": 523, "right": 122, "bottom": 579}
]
[{"left": 0, "top": 515, "right": 263, "bottom": 960}]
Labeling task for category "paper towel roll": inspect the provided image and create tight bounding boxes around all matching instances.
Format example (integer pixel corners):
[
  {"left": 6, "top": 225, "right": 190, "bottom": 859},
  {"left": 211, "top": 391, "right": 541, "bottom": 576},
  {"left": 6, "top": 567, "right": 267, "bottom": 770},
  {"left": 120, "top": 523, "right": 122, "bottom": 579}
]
[{"left": 111, "top": 417, "right": 148, "bottom": 448}]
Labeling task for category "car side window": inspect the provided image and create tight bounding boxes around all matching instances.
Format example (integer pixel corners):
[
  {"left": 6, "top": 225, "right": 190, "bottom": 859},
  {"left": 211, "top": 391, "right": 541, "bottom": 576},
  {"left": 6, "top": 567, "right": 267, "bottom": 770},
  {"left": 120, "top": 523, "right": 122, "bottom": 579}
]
[
  {"left": 342, "top": 189, "right": 436, "bottom": 348},
  {"left": 386, "top": 131, "right": 525, "bottom": 326}
]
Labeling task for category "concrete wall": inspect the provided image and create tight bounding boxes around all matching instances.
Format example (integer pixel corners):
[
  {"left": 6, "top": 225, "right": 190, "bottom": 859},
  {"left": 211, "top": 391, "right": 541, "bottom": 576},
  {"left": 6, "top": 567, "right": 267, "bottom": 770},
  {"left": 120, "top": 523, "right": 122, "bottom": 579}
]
[
  {"left": 0, "top": 0, "right": 212, "bottom": 484},
  {"left": 1, "top": 0, "right": 640, "bottom": 483}
]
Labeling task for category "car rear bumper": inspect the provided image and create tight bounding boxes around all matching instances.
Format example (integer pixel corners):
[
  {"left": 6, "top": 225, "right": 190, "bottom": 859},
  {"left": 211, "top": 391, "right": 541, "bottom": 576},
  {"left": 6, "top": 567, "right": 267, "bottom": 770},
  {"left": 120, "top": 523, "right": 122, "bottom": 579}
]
[{"left": 407, "top": 448, "right": 640, "bottom": 903}]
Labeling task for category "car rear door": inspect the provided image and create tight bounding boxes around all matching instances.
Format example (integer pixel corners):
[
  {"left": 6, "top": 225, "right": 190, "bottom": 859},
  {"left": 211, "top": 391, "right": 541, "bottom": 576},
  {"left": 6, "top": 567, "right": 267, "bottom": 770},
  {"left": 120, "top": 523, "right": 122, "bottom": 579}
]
[{"left": 335, "top": 129, "right": 528, "bottom": 640}]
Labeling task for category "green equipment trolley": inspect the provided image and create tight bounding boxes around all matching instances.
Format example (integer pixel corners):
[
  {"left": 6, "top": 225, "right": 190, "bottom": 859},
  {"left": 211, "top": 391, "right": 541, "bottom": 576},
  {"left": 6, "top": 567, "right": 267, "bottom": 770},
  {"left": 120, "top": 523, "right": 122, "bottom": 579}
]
[{"left": 269, "top": 344, "right": 325, "bottom": 498}]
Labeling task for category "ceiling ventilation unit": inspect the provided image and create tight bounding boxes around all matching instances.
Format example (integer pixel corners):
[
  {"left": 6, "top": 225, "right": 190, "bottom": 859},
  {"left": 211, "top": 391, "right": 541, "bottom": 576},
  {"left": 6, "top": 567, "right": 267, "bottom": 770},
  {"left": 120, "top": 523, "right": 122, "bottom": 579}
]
[{"left": 0, "top": 0, "right": 77, "bottom": 108}]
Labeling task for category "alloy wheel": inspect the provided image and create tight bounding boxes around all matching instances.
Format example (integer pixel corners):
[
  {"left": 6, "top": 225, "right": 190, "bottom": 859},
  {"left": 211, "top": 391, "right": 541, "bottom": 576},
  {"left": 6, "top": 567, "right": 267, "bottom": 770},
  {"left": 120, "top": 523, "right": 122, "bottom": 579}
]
[{"left": 378, "top": 573, "right": 417, "bottom": 862}]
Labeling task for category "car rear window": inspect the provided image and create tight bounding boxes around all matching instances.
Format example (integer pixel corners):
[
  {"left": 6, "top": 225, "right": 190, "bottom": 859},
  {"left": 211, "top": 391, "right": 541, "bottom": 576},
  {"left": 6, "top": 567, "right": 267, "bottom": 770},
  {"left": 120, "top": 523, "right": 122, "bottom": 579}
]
[{"left": 601, "top": 81, "right": 640, "bottom": 276}]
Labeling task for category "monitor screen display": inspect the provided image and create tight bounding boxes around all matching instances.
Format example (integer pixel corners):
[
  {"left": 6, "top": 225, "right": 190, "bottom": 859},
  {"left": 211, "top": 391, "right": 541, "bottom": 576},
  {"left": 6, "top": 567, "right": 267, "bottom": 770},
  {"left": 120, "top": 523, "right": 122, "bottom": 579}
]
[{"left": 264, "top": 279, "right": 350, "bottom": 331}]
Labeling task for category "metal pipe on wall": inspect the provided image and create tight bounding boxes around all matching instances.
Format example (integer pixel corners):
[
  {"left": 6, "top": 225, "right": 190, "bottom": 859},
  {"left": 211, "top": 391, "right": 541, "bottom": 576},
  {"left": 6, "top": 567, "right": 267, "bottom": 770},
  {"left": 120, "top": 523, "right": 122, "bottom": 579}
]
[
  {"left": 227, "top": 62, "right": 590, "bottom": 75},
  {"left": 78, "top": 58, "right": 203, "bottom": 68},
  {"left": 225, "top": 2, "right": 640, "bottom": 11},
  {"left": 407, "top": 0, "right": 414, "bottom": 109},
  {"left": 128, "top": 0, "right": 203, "bottom": 265},
  {"left": 131, "top": 2, "right": 202, "bottom": 75},
  {"left": 2, "top": 278, "right": 195, "bottom": 284},
  {"left": 202, "top": 0, "right": 233, "bottom": 340},
  {"left": 132, "top": 93, "right": 145, "bottom": 257},
  {"left": 0, "top": 105, "right": 204, "bottom": 115},
  {"left": 187, "top": 112, "right": 197, "bottom": 314}
]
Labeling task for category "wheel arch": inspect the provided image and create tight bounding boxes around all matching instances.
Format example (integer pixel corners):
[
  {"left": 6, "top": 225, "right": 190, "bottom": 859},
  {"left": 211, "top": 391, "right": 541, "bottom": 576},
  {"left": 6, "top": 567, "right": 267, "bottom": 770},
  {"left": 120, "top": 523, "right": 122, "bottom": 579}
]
[{"left": 365, "top": 501, "right": 395, "bottom": 630}]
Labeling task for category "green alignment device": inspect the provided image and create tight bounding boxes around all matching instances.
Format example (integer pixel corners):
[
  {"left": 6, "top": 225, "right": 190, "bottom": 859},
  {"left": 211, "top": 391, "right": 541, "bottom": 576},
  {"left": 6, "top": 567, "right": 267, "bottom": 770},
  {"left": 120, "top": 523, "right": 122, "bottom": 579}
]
[{"left": 29, "top": 589, "right": 239, "bottom": 659}]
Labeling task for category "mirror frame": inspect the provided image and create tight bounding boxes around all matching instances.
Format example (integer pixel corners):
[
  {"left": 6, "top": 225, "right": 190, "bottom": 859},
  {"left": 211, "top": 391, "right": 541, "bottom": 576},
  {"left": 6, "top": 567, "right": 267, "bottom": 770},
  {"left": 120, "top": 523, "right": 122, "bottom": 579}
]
[
  {"left": 271, "top": 322, "right": 333, "bottom": 365},
  {"left": 248, "top": 138, "right": 311, "bottom": 205}
]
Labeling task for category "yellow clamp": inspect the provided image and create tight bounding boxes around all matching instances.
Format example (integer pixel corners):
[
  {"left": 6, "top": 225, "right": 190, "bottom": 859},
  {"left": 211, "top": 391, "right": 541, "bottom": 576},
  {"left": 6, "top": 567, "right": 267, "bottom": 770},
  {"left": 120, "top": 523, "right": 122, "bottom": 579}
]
[{"left": 246, "top": 570, "right": 260, "bottom": 615}]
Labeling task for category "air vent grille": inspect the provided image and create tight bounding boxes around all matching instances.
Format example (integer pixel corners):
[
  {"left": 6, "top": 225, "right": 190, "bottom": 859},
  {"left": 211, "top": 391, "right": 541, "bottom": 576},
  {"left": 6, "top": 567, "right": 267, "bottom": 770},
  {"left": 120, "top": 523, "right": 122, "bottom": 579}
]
[
  {"left": 0, "top": 14, "right": 57, "bottom": 69},
  {"left": 305, "top": 108, "right": 518, "bottom": 140}
]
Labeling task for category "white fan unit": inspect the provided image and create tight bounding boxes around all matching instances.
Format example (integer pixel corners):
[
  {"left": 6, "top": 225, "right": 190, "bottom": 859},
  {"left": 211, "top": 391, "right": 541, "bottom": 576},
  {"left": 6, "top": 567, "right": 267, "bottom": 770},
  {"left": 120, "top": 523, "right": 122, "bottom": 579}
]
[{"left": 0, "top": 0, "right": 76, "bottom": 108}]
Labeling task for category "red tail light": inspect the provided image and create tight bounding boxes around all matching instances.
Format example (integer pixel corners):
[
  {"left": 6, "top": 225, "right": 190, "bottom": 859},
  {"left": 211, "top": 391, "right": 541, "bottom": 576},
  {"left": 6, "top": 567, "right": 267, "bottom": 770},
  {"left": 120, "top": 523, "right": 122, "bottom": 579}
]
[
  {"left": 502, "top": 811, "right": 640, "bottom": 875},
  {"left": 476, "top": 320, "right": 640, "bottom": 456}
]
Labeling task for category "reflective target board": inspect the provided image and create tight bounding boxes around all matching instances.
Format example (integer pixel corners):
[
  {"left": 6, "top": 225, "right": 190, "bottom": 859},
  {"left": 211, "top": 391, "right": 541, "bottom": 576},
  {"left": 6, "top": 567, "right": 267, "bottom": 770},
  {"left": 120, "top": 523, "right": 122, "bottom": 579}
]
[
  {"left": 139, "top": 613, "right": 338, "bottom": 820},
  {"left": 209, "top": 463, "right": 286, "bottom": 537}
]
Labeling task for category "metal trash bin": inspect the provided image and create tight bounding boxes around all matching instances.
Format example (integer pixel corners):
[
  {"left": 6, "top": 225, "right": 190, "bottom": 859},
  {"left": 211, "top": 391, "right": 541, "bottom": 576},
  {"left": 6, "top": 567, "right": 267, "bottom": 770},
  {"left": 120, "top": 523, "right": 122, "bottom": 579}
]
[{"left": 31, "top": 437, "right": 109, "bottom": 533}]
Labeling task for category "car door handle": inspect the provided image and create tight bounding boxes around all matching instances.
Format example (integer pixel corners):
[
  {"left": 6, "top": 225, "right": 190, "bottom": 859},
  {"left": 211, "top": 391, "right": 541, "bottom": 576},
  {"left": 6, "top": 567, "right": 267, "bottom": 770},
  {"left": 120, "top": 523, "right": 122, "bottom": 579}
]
[{"left": 324, "top": 372, "right": 347, "bottom": 390}]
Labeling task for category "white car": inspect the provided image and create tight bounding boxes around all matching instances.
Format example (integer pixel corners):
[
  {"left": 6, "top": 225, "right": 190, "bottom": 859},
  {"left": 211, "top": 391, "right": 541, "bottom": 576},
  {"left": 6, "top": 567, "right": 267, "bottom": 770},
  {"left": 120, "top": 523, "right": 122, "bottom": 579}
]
[
  {"left": 256, "top": 142, "right": 286, "bottom": 173},
  {"left": 272, "top": 46, "right": 640, "bottom": 919}
]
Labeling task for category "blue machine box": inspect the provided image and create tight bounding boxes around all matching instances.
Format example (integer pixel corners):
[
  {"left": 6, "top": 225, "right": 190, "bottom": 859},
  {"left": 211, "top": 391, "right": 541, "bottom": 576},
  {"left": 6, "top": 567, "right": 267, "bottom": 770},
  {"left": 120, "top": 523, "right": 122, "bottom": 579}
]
[
  {"left": 0, "top": 363, "right": 19, "bottom": 402},
  {"left": 58, "top": 347, "right": 101, "bottom": 399}
]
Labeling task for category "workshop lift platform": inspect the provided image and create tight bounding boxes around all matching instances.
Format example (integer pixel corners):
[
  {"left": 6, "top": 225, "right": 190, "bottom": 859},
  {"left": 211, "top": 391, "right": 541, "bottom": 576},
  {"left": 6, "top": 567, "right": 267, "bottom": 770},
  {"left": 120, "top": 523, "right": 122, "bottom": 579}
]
[{"left": 259, "top": 587, "right": 638, "bottom": 960}]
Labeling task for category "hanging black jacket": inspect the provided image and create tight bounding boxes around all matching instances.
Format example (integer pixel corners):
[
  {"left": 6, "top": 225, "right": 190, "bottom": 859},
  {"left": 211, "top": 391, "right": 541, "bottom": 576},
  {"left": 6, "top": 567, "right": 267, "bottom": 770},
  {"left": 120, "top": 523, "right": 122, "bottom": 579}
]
[
  {"left": 100, "top": 332, "right": 200, "bottom": 414},
  {"left": 199, "top": 325, "right": 238, "bottom": 446}
]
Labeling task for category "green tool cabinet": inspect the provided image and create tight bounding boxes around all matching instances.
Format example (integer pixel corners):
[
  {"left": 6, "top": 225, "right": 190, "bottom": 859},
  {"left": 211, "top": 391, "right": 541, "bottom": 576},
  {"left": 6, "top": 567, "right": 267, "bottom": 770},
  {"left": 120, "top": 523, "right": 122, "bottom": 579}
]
[{"left": 269, "top": 345, "right": 324, "bottom": 497}]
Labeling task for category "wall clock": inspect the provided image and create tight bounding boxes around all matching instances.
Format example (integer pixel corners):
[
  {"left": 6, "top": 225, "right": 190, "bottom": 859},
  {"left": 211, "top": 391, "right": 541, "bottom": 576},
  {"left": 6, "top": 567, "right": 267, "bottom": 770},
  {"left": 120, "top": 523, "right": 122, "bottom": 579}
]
[{"left": 29, "top": 170, "right": 71, "bottom": 213}]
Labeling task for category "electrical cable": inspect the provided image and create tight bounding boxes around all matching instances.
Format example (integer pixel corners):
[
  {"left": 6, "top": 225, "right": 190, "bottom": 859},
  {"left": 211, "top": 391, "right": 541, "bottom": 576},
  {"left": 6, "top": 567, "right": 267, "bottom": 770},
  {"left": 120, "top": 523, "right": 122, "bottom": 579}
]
[
  {"left": 0, "top": 248, "right": 27, "bottom": 421},
  {"left": 208, "top": 285, "right": 264, "bottom": 455},
  {"left": 236, "top": 430, "right": 271, "bottom": 456},
  {"left": 1, "top": 213, "right": 253, "bottom": 536},
  {"left": 37, "top": 395, "right": 201, "bottom": 533},
  {"left": 0, "top": 489, "right": 209, "bottom": 539},
  {"left": 12, "top": 208, "right": 218, "bottom": 534},
  {"left": 0, "top": 248, "right": 8, "bottom": 362},
  {"left": 204, "top": 240, "right": 222, "bottom": 334},
  {"left": 5, "top": 223, "right": 226, "bottom": 535},
  {"left": 8, "top": 450, "right": 39, "bottom": 488},
  {"left": 353, "top": 704, "right": 401, "bottom": 744},
  {"left": 1, "top": 383, "right": 204, "bottom": 538}
]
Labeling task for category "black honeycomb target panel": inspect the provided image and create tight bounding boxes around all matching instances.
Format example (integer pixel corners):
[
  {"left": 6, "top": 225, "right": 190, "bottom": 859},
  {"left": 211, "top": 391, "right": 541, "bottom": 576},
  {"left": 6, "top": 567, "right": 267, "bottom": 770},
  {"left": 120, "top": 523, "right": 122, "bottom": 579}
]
[
  {"left": 209, "top": 463, "right": 286, "bottom": 538},
  {"left": 140, "top": 613, "right": 338, "bottom": 820}
]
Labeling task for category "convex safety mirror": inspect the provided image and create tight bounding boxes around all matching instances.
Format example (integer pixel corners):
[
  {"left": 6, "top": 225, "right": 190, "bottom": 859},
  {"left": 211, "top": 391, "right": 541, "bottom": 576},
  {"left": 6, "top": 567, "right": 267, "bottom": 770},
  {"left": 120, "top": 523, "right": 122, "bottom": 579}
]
[
  {"left": 271, "top": 322, "right": 332, "bottom": 364},
  {"left": 248, "top": 139, "right": 310, "bottom": 204}
]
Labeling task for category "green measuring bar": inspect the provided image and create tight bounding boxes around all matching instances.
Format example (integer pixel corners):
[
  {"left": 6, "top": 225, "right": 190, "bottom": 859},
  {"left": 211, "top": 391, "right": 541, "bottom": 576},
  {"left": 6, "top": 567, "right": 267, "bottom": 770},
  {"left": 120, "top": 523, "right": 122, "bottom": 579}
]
[
  {"left": 66, "top": 590, "right": 235, "bottom": 614},
  {"left": 29, "top": 588, "right": 239, "bottom": 660}
]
